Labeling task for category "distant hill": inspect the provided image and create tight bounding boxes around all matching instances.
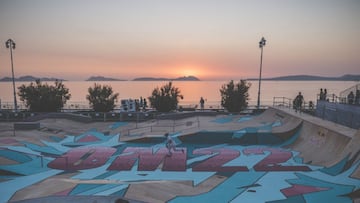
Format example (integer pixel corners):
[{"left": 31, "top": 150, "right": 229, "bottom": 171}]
[
  {"left": 0, "top": 75, "right": 65, "bottom": 82},
  {"left": 133, "top": 76, "right": 200, "bottom": 81},
  {"left": 86, "top": 76, "right": 126, "bottom": 81},
  {"left": 248, "top": 74, "right": 360, "bottom": 81}
]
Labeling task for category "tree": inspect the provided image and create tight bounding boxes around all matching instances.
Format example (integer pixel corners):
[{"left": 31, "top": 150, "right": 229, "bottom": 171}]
[
  {"left": 220, "top": 80, "right": 251, "bottom": 113},
  {"left": 86, "top": 83, "right": 119, "bottom": 112},
  {"left": 148, "top": 82, "right": 183, "bottom": 112},
  {"left": 18, "top": 79, "right": 71, "bottom": 112}
]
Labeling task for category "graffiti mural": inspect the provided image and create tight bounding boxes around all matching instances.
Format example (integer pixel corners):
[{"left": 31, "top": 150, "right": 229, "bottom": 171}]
[{"left": 0, "top": 120, "right": 359, "bottom": 203}]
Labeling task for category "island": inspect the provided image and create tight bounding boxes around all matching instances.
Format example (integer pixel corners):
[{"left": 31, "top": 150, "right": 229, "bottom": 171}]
[
  {"left": 133, "top": 76, "right": 200, "bottom": 81},
  {"left": 247, "top": 74, "right": 360, "bottom": 81},
  {"left": 86, "top": 76, "right": 126, "bottom": 81},
  {"left": 0, "top": 75, "right": 66, "bottom": 82}
]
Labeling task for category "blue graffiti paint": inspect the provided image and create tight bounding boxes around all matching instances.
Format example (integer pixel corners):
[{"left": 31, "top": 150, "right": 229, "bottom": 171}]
[{"left": 0, "top": 124, "right": 359, "bottom": 203}]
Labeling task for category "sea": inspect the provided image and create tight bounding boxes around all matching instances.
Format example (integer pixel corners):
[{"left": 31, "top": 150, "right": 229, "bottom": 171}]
[{"left": 0, "top": 80, "right": 358, "bottom": 110}]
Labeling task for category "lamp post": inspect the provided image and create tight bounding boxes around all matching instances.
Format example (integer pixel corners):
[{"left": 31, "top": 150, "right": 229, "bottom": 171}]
[
  {"left": 6, "top": 39, "right": 17, "bottom": 112},
  {"left": 257, "top": 37, "right": 266, "bottom": 109}
]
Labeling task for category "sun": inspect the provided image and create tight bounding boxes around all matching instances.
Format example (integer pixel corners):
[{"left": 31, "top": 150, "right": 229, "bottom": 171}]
[{"left": 176, "top": 65, "right": 203, "bottom": 77}]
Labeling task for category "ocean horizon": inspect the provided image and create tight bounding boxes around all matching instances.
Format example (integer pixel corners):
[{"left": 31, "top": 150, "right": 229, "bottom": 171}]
[{"left": 0, "top": 80, "right": 357, "bottom": 110}]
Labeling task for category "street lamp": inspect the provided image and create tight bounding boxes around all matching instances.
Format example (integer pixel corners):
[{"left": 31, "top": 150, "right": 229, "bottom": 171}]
[
  {"left": 257, "top": 37, "right": 266, "bottom": 109},
  {"left": 6, "top": 39, "right": 17, "bottom": 112}
]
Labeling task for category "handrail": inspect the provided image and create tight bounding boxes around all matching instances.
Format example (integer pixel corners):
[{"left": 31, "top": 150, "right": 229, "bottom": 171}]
[
  {"left": 122, "top": 117, "right": 201, "bottom": 136},
  {"left": 273, "top": 97, "right": 292, "bottom": 108}
]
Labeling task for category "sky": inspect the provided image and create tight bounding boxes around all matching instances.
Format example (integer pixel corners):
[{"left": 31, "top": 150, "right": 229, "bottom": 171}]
[{"left": 0, "top": 0, "right": 359, "bottom": 81}]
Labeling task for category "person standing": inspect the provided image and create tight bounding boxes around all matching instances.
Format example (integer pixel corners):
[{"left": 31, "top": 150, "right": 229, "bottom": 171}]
[
  {"left": 348, "top": 91, "right": 355, "bottom": 104},
  {"left": 200, "top": 97, "right": 205, "bottom": 110},
  {"left": 319, "top": 88, "right": 324, "bottom": 100},
  {"left": 355, "top": 90, "right": 360, "bottom": 105},
  {"left": 294, "top": 92, "right": 304, "bottom": 113}
]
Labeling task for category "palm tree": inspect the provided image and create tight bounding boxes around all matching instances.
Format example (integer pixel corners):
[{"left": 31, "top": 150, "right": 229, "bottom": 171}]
[{"left": 6, "top": 39, "right": 17, "bottom": 111}]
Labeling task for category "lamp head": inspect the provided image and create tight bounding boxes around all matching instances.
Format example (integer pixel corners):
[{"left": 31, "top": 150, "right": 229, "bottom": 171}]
[
  {"left": 5, "top": 39, "right": 15, "bottom": 49},
  {"left": 259, "top": 37, "right": 266, "bottom": 48}
]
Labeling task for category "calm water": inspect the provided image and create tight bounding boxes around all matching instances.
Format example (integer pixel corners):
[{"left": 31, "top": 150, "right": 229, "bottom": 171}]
[{"left": 0, "top": 80, "right": 357, "bottom": 109}]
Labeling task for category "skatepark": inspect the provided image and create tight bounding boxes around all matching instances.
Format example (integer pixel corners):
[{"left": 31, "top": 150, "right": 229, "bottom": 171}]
[{"left": 0, "top": 107, "right": 359, "bottom": 203}]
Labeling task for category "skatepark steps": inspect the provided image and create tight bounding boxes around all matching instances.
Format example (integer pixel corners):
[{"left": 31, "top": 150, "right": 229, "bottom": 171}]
[{"left": 13, "top": 122, "right": 40, "bottom": 130}]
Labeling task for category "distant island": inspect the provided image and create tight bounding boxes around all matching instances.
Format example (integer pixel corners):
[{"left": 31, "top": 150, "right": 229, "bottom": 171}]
[
  {"left": 0, "top": 75, "right": 200, "bottom": 82},
  {"left": 248, "top": 74, "right": 360, "bottom": 81},
  {"left": 2, "top": 74, "right": 358, "bottom": 82},
  {"left": 133, "top": 76, "right": 200, "bottom": 81},
  {"left": 0, "top": 75, "right": 66, "bottom": 82},
  {"left": 86, "top": 76, "right": 126, "bottom": 81}
]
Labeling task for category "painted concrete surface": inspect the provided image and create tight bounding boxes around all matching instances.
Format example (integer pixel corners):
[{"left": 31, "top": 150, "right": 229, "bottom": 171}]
[{"left": 0, "top": 108, "right": 359, "bottom": 203}]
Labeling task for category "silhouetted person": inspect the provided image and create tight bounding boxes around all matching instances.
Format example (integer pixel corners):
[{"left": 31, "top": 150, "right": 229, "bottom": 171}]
[
  {"left": 200, "top": 97, "right": 205, "bottom": 110},
  {"left": 309, "top": 100, "right": 314, "bottom": 110},
  {"left": 294, "top": 92, "right": 304, "bottom": 113},
  {"left": 348, "top": 91, "right": 354, "bottom": 104},
  {"left": 143, "top": 98, "right": 147, "bottom": 111},
  {"left": 139, "top": 96, "right": 143, "bottom": 108},
  {"left": 324, "top": 89, "right": 327, "bottom": 101},
  {"left": 319, "top": 88, "right": 324, "bottom": 100},
  {"left": 355, "top": 90, "right": 360, "bottom": 105}
]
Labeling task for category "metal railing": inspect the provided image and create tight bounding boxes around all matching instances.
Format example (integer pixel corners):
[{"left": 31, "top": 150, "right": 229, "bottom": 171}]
[
  {"left": 273, "top": 97, "right": 292, "bottom": 108},
  {"left": 118, "top": 117, "right": 201, "bottom": 136},
  {"left": 273, "top": 96, "right": 315, "bottom": 114}
]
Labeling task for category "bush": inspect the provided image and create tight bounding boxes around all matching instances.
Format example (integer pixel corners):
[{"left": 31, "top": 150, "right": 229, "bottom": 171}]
[
  {"left": 148, "top": 82, "right": 183, "bottom": 112},
  {"left": 86, "top": 83, "right": 119, "bottom": 112},
  {"left": 18, "top": 79, "right": 71, "bottom": 112},
  {"left": 220, "top": 80, "right": 251, "bottom": 113}
]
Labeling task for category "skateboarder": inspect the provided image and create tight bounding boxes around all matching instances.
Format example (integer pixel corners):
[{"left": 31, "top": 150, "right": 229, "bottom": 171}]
[{"left": 164, "top": 133, "right": 184, "bottom": 156}]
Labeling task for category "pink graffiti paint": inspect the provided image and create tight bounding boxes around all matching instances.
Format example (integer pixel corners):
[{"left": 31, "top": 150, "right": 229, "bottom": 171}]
[
  {"left": 76, "top": 135, "right": 101, "bottom": 142},
  {"left": 48, "top": 147, "right": 116, "bottom": 170},
  {"left": 192, "top": 148, "right": 248, "bottom": 172},
  {"left": 243, "top": 148, "right": 311, "bottom": 171},
  {"left": 48, "top": 146, "right": 312, "bottom": 172},
  {"left": 0, "top": 138, "right": 17, "bottom": 144},
  {"left": 281, "top": 184, "right": 329, "bottom": 197},
  {"left": 108, "top": 147, "right": 187, "bottom": 171}
]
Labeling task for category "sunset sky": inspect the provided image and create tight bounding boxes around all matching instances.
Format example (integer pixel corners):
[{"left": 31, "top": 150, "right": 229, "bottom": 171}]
[{"left": 0, "top": 0, "right": 359, "bottom": 81}]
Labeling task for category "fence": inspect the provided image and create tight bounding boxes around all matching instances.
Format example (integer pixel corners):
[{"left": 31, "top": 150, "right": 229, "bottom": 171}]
[
  {"left": 273, "top": 97, "right": 292, "bottom": 108},
  {"left": 316, "top": 100, "right": 360, "bottom": 129},
  {"left": 273, "top": 97, "right": 314, "bottom": 109},
  {"left": 339, "top": 83, "right": 360, "bottom": 104}
]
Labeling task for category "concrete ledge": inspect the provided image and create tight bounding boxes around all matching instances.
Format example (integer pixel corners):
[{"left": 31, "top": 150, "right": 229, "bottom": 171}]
[
  {"left": 25, "top": 113, "right": 92, "bottom": 123},
  {"left": 14, "top": 122, "right": 40, "bottom": 130}
]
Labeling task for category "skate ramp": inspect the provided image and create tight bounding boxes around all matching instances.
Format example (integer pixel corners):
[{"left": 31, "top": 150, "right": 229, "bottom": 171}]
[
  {"left": 1, "top": 107, "right": 359, "bottom": 203},
  {"left": 272, "top": 107, "right": 360, "bottom": 178}
]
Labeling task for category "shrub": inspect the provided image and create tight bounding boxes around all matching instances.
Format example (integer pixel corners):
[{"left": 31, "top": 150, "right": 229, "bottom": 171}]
[
  {"left": 220, "top": 80, "right": 251, "bottom": 113},
  {"left": 18, "top": 79, "right": 71, "bottom": 112},
  {"left": 86, "top": 83, "right": 119, "bottom": 112},
  {"left": 148, "top": 82, "right": 183, "bottom": 112}
]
